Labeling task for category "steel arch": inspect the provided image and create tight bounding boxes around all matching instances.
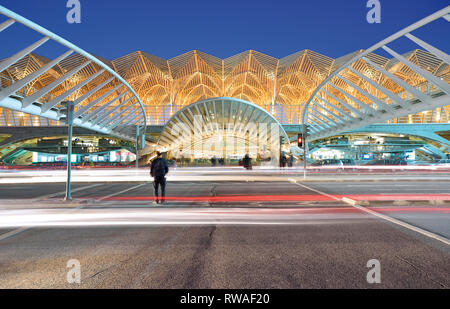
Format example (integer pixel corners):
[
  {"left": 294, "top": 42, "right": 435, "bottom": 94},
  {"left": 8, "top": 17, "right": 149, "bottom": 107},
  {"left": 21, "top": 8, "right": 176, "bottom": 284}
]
[
  {"left": 302, "top": 6, "right": 450, "bottom": 141},
  {"left": 157, "top": 97, "right": 289, "bottom": 152},
  {"left": 0, "top": 5, "right": 147, "bottom": 142}
]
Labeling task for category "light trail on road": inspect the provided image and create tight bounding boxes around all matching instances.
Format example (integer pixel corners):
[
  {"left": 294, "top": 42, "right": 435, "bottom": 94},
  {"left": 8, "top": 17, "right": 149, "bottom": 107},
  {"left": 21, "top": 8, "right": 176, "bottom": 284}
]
[
  {"left": 0, "top": 207, "right": 449, "bottom": 229},
  {"left": 92, "top": 194, "right": 450, "bottom": 203},
  {"left": 1, "top": 167, "right": 450, "bottom": 184}
]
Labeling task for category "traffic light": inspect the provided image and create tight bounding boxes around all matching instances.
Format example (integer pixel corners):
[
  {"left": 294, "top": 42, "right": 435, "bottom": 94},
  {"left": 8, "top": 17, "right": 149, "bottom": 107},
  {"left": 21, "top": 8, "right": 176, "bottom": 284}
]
[
  {"left": 59, "top": 101, "right": 74, "bottom": 125},
  {"left": 297, "top": 134, "right": 303, "bottom": 148},
  {"left": 304, "top": 124, "right": 311, "bottom": 136}
]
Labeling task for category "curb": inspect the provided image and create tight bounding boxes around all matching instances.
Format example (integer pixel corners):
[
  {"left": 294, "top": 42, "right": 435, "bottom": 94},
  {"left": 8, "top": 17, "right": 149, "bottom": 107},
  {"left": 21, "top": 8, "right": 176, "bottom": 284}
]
[
  {"left": 299, "top": 178, "right": 450, "bottom": 183},
  {"left": 341, "top": 198, "right": 450, "bottom": 206}
]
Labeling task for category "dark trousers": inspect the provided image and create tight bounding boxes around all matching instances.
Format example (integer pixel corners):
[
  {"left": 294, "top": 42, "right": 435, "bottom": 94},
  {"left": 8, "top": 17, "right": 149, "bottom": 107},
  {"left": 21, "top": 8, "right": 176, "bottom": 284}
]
[{"left": 153, "top": 176, "right": 166, "bottom": 200}]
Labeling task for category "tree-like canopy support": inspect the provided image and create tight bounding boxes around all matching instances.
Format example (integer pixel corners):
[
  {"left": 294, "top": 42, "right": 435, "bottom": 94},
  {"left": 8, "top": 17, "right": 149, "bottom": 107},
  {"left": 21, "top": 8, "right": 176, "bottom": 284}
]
[
  {"left": 0, "top": 5, "right": 147, "bottom": 142},
  {"left": 302, "top": 6, "right": 450, "bottom": 141}
]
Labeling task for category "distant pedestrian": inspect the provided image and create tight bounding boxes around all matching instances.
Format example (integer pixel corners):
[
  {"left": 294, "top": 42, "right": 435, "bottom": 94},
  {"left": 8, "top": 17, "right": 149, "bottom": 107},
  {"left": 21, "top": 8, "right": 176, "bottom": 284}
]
[
  {"left": 288, "top": 154, "right": 294, "bottom": 167},
  {"left": 243, "top": 154, "right": 252, "bottom": 170},
  {"left": 280, "top": 154, "right": 287, "bottom": 168},
  {"left": 150, "top": 151, "right": 169, "bottom": 204}
]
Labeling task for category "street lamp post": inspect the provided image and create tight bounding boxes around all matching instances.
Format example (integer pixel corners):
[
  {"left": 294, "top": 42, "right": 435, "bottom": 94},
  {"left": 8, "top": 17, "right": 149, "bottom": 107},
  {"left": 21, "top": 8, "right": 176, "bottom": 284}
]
[
  {"left": 61, "top": 101, "right": 74, "bottom": 201},
  {"left": 303, "top": 124, "right": 307, "bottom": 180},
  {"left": 279, "top": 135, "right": 284, "bottom": 168},
  {"left": 135, "top": 125, "right": 139, "bottom": 170}
]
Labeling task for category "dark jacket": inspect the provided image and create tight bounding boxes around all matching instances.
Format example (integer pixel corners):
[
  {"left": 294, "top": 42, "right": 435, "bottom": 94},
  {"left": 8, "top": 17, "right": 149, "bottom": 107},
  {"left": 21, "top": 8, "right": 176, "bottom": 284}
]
[
  {"left": 243, "top": 155, "right": 251, "bottom": 167},
  {"left": 151, "top": 157, "right": 169, "bottom": 177}
]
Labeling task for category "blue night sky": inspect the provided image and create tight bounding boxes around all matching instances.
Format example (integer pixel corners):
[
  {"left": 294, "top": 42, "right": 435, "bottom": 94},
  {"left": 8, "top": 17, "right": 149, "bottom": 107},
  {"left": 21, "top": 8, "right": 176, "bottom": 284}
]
[{"left": 0, "top": 0, "right": 448, "bottom": 60}]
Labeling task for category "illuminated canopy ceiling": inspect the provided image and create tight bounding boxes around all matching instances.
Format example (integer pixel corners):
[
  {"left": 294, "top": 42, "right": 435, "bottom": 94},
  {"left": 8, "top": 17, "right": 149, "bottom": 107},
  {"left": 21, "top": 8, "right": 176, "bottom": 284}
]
[
  {"left": 0, "top": 5, "right": 146, "bottom": 142},
  {"left": 157, "top": 97, "right": 289, "bottom": 153},
  {"left": 112, "top": 49, "right": 332, "bottom": 109},
  {"left": 303, "top": 6, "right": 450, "bottom": 140},
  {"left": 111, "top": 47, "right": 448, "bottom": 126},
  {"left": 0, "top": 5, "right": 448, "bottom": 138}
]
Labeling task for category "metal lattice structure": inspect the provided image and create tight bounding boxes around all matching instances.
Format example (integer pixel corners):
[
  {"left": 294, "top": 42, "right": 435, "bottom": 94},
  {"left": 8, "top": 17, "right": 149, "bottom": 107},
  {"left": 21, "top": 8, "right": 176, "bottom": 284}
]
[
  {"left": 1, "top": 5, "right": 449, "bottom": 138},
  {"left": 0, "top": 6, "right": 147, "bottom": 142},
  {"left": 302, "top": 6, "right": 450, "bottom": 141},
  {"left": 111, "top": 49, "right": 335, "bottom": 125},
  {"left": 110, "top": 48, "right": 449, "bottom": 126},
  {"left": 157, "top": 97, "right": 289, "bottom": 153}
]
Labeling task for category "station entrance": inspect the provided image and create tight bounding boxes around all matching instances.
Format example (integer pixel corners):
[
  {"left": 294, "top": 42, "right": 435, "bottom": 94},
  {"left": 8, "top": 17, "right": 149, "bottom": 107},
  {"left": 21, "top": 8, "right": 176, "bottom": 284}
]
[{"left": 157, "top": 97, "right": 290, "bottom": 165}]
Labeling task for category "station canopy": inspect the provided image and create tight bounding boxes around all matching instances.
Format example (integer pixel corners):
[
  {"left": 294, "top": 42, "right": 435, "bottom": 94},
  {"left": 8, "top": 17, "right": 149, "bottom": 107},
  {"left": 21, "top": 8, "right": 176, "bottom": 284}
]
[
  {"left": 157, "top": 97, "right": 289, "bottom": 159},
  {"left": 0, "top": 5, "right": 449, "bottom": 144},
  {"left": 0, "top": 6, "right": 147, "bottom": 142}
]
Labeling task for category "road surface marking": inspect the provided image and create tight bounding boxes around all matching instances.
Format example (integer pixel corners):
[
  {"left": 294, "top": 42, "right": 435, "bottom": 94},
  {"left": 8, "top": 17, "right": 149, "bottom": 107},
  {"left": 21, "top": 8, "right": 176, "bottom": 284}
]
[
  {"left": 0, "top": 227, "right": 28, "bottom": 241},
  {"left": 0, "top": 183, "right": 139, "bottom": 242},
  {"left": 289, "top": 179, "right": 450, "bottom": 246},
  {"left": 288, "top": 179, "right": 341, "bottom": 201},
  {"left": 366, "top": 188, "right": 449, "bottom": 191},
  {"left": 37, "top": 183, "right": 104, "bottom": 200},
  {"left": 345, "top": 199, "right": 450, "bottom": 246},
  {"left": 96, "top": 183, "right": 148, "bottom": 201},
  {"left": 346, "top": 184, "right": 419, "bottom": 187},
  {"left": 0, "top": 183, "right": 107, "bottom": 241}
]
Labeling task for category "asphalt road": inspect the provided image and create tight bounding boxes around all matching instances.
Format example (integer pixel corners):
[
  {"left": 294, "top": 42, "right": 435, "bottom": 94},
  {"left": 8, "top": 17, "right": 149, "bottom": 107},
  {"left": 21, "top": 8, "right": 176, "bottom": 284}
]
[
  {"left": 0, "top": 179, "right": 449, "bottom": 200},
  {"left": 0, "top": 172, "right": 449, "bottom": 289}
]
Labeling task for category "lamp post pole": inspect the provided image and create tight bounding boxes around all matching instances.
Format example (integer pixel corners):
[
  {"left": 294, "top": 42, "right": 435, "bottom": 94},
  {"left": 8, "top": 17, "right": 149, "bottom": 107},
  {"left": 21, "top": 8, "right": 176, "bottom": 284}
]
[
  {"left": 136, "top": 125, "right": 140, "bottom": 170},
  {"left": 279, "top": 136, "right": 283, "bottom": 168},
  {"left": 303, "top": 124, "right": 307, "bottom": 180},
  {"left": 62, "top": 101, "right": 74, "bottom": 201}
]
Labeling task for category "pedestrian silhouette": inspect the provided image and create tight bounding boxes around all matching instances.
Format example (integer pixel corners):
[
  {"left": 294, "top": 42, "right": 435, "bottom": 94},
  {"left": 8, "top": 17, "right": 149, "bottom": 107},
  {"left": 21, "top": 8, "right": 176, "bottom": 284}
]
[{"left": 150, "top": 151, "right": 169, "bottom": 204}]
